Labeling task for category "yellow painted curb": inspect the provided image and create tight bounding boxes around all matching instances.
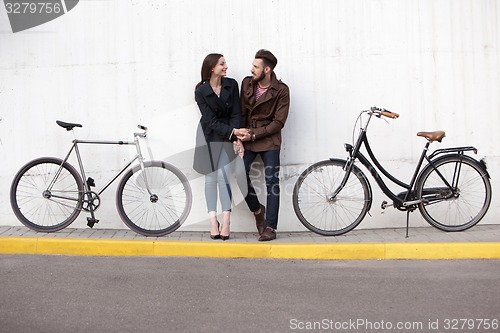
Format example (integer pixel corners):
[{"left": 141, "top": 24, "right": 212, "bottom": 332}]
[
  {"left": 154, "top": 241, "right": 272, "bottom": 258},
  {"left": 385, "top": 242, "right": 500, "bottom": 259},
  {"left": 269, "top": 243, "right": 386, "bottom": 260},
  {"left": 1, "top": 237, "right": 500, "bottom": 259},
  {"left": 0, "top": 237, "right": 37, "bottom": 254},
  {"left": 36, "top": 238, "right": 155, "bottom": 257}
]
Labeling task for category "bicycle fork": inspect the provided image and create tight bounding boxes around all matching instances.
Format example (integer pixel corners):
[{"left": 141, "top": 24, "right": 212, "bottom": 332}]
[
  {"left": 133, "top": 135, "right": 158, "bottom": 203},
  {"left": 328, "top": 158, "right": 355, "bottom": 202}
]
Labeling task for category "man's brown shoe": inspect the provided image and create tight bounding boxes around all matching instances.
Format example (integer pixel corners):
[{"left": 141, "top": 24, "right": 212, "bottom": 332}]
[
  {"left": 254, "top": 204, "right": 266, "bottom": 235},
  {"left": 258, "top": 227, "right": 276, "bottom": 241}
]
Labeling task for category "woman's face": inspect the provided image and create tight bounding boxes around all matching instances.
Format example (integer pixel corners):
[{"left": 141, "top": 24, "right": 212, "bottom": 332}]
[{"left": 212, "top": 57, "right": 228, "bottom": 77}]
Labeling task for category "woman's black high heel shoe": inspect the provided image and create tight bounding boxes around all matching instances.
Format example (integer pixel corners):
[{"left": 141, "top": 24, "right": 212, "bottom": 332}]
[
  {"left": 210, "top": 220, "right": 221, "bottom": 240},
  {"left": 220, "top": 220, "right": 230, "bottom": 241}
]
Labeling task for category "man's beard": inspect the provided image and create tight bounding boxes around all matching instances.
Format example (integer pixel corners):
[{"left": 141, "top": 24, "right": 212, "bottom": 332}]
[{"left": 252, "top": 71, "right": 265, "bottom": 83}]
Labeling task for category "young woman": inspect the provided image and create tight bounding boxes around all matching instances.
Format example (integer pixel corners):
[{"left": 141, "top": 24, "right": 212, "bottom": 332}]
[{"left": 193, "top": 53, "right": 246, "bottom": 240}]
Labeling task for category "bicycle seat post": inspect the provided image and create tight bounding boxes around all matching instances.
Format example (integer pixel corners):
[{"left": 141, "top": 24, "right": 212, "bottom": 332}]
[{"left": 71, "top": 128, "right": 77, "bottom": 142}]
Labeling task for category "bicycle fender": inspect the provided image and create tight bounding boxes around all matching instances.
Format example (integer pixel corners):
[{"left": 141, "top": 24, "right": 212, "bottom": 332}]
[
  {"left": 417, "top": 154, "right": 490, "bottom": 185},
  {"left": 479, "top": 158, "right": 491, "bottom": 179}
]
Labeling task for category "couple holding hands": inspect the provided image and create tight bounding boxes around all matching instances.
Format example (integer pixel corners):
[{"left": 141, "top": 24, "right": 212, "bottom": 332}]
[{"left": 193, "top": 49, "right": 290, "bottom": 241}]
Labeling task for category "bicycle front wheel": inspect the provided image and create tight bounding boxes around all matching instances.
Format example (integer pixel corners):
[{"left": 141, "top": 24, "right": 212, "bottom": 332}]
[
  {"left": 116, "top": 161, "right": 192, "bottom": 236},
  {"left": 10, "top": 157, "right": 84, "bottom": 232},
  {"left": 417, "top": 155, "right": 491, "bottom": 231},
  {"left": 292, "top": 159, "right": 372, "bottom": 236}
]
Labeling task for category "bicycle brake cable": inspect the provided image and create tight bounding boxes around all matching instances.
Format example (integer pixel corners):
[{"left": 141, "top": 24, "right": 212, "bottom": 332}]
[{"left": 352, "top": 110, "right": 365, "bottom": 146}]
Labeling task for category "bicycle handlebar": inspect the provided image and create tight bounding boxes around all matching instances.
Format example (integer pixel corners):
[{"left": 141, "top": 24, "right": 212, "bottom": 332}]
[
  {"left": 370, "top": 106, "right": 400, "bottom": 119},
  {"left": 134, "top": 125, "right": 148, "bottom": 138}
]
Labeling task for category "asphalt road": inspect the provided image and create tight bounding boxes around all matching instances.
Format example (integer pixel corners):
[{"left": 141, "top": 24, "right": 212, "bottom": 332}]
[{"left": 1, "top": 255, "right": 499, "bottom": 333}]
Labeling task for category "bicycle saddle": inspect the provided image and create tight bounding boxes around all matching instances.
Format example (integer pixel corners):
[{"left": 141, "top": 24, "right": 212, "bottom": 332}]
[
  {"left": 416, "top": 130, "right": 445, "bottom": 142},
  {"left": 56, "top": 120, "right": 83, "bottom": 131}
]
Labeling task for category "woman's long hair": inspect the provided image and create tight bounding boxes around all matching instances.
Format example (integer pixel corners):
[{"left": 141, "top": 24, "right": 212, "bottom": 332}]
[{"left": 196, "top": 53, "right": 223, "bottom": 89}]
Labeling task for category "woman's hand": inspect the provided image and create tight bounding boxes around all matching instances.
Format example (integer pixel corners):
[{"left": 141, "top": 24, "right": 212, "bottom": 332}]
[
  {"left": 233, "top": 139, "right": 244, "bottom": 158},
  {"left": 235, "top": 128, "right": 254, "bottom": 142},
  {"left": 233, "top": 128, "right": 249, "bottom": 137}
]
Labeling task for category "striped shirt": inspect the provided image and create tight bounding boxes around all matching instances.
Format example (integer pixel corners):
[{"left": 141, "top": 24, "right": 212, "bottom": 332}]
[{"left": 255, "top": 84, "right": 269, "bottom": 100}]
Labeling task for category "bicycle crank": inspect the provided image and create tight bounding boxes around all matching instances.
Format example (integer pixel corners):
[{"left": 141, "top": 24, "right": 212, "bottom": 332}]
[{"left": 82, "top": 191, "right": 101, "bottom": 212}]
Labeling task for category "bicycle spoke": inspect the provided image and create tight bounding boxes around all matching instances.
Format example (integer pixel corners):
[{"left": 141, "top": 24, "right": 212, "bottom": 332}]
[
  {"left": 417, "top": 155, "right": 491, "bottom": 231},
  {"left": 293, "top": 160, "right": 370, "bottom": 236},
  {"left": 116, "top": 162, "right": 192, "bottom": 236},
  {"left": 10, "top": 158, "right": 83, "bottom": 232}
]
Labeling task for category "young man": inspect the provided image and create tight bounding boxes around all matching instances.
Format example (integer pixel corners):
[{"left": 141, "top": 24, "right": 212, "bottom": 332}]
[{"left": 237, "top": 49, "right": 290, "bottom": 241}]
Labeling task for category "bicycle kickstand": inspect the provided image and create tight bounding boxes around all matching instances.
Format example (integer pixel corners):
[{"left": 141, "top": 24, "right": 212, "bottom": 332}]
[{"left": 405, "top": 210, "right": 410, "bottom": 238}]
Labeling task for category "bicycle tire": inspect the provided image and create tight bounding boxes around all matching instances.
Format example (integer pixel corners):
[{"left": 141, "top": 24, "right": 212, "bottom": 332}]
[
  {"left": 292, "top": 159, "right": 372, "bottom": 236},
  {"left": 416, "top": 154, "right": 492, "bottom": 231},
  {"left": 116, "top": 161, "right": 192, "bottom": 236},
  {"left": 10, "top": 157, "right": 84, "bottom": 232}
]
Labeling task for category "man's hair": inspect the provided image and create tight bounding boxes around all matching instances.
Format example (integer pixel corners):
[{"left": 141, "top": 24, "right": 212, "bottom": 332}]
[{"left": 255, "top": 49, "right": 277, "bottom": 70}]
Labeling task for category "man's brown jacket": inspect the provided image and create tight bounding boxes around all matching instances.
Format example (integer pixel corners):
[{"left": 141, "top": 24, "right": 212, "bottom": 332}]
[{"left": 240, "top": 72, "right": 290, "bottom": 152}]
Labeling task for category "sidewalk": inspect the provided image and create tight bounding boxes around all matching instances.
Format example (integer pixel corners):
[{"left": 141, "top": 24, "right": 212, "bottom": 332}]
[{"left": 1, "top": 224, "right": 500, "bottom": 260}]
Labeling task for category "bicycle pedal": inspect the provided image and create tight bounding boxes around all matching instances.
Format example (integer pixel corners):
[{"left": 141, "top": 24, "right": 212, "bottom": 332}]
[
  {"left": 87, "top": 177, "right": 95, "bottom": 187},
  {"left": 86, "top": 217, "right": 99, "bottom": 228},
  {"left": 381, "top": 200, "right": 393, "bottom": 209}
]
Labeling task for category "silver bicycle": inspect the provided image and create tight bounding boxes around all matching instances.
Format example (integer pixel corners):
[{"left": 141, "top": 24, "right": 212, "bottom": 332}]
[{"left": 10, "top": 121, "right": 192, "bottom": 236}]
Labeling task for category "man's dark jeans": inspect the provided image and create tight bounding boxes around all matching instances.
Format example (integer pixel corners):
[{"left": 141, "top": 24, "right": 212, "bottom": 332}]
[{"left": 241, "top": 149, "right": 280, "bottom": 230}]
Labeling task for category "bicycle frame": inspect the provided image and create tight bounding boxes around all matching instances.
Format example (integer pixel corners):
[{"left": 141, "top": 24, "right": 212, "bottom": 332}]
[
  {"left": 69, "top": 138, "right": 144, "bottom": 196},
  {"left": 46, "top": 128, "right": 153, "bottom": 219},
  {"left": 338, "top": 111, "right": 478, "bottom": 210}
]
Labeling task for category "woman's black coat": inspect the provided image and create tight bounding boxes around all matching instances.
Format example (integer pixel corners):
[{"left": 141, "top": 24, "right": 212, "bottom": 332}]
[{"left": 193, "top": 77, "right": 241, "bottom": 174}]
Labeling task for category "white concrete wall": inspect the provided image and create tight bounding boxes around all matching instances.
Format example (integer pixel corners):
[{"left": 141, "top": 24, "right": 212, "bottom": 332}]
[{"left": 1, "top": 0, "right": 498, "bottom": 233}]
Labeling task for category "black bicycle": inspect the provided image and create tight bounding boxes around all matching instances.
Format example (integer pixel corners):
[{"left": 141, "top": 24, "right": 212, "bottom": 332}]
[{"left": 292, "top": 107, "right": 492, "bottom": 237}]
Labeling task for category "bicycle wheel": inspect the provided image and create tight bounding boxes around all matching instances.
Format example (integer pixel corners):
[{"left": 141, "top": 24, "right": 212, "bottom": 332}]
[
  {"left": 10, "top": 157, "right": 84, "bottom": 232},
  {"left": 292, "top": 159, "right": 372, "bottom": 236},
  {"left": 116, "top": 161, "right": 192, "bottom": 236},
  {"left": 416, "top": 154, "right": 491, "bottom": 231}
]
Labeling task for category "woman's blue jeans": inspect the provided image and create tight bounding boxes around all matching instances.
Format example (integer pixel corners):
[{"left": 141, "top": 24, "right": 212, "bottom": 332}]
[{"left": 205, "top": 149, "right": 232, "bottom": 212}]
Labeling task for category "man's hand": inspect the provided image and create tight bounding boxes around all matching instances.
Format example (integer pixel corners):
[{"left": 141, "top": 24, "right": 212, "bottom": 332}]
[{"left": 235, "top": 128, "right": 253, "bottom": 141}]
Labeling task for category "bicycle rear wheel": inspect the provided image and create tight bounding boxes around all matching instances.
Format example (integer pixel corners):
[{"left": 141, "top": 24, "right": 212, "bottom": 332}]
[
  {"left": 10, "top": 157, "right": 84, "bottom": 232},
  {"left": 116, "top": 161, "right": 192, "bottom": 236},
  {"left": 292, "top": 159, "right": 372, "bottom": 236},
  {"left": 416, "top": 155, "right": 491, "bottom": 231}
]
